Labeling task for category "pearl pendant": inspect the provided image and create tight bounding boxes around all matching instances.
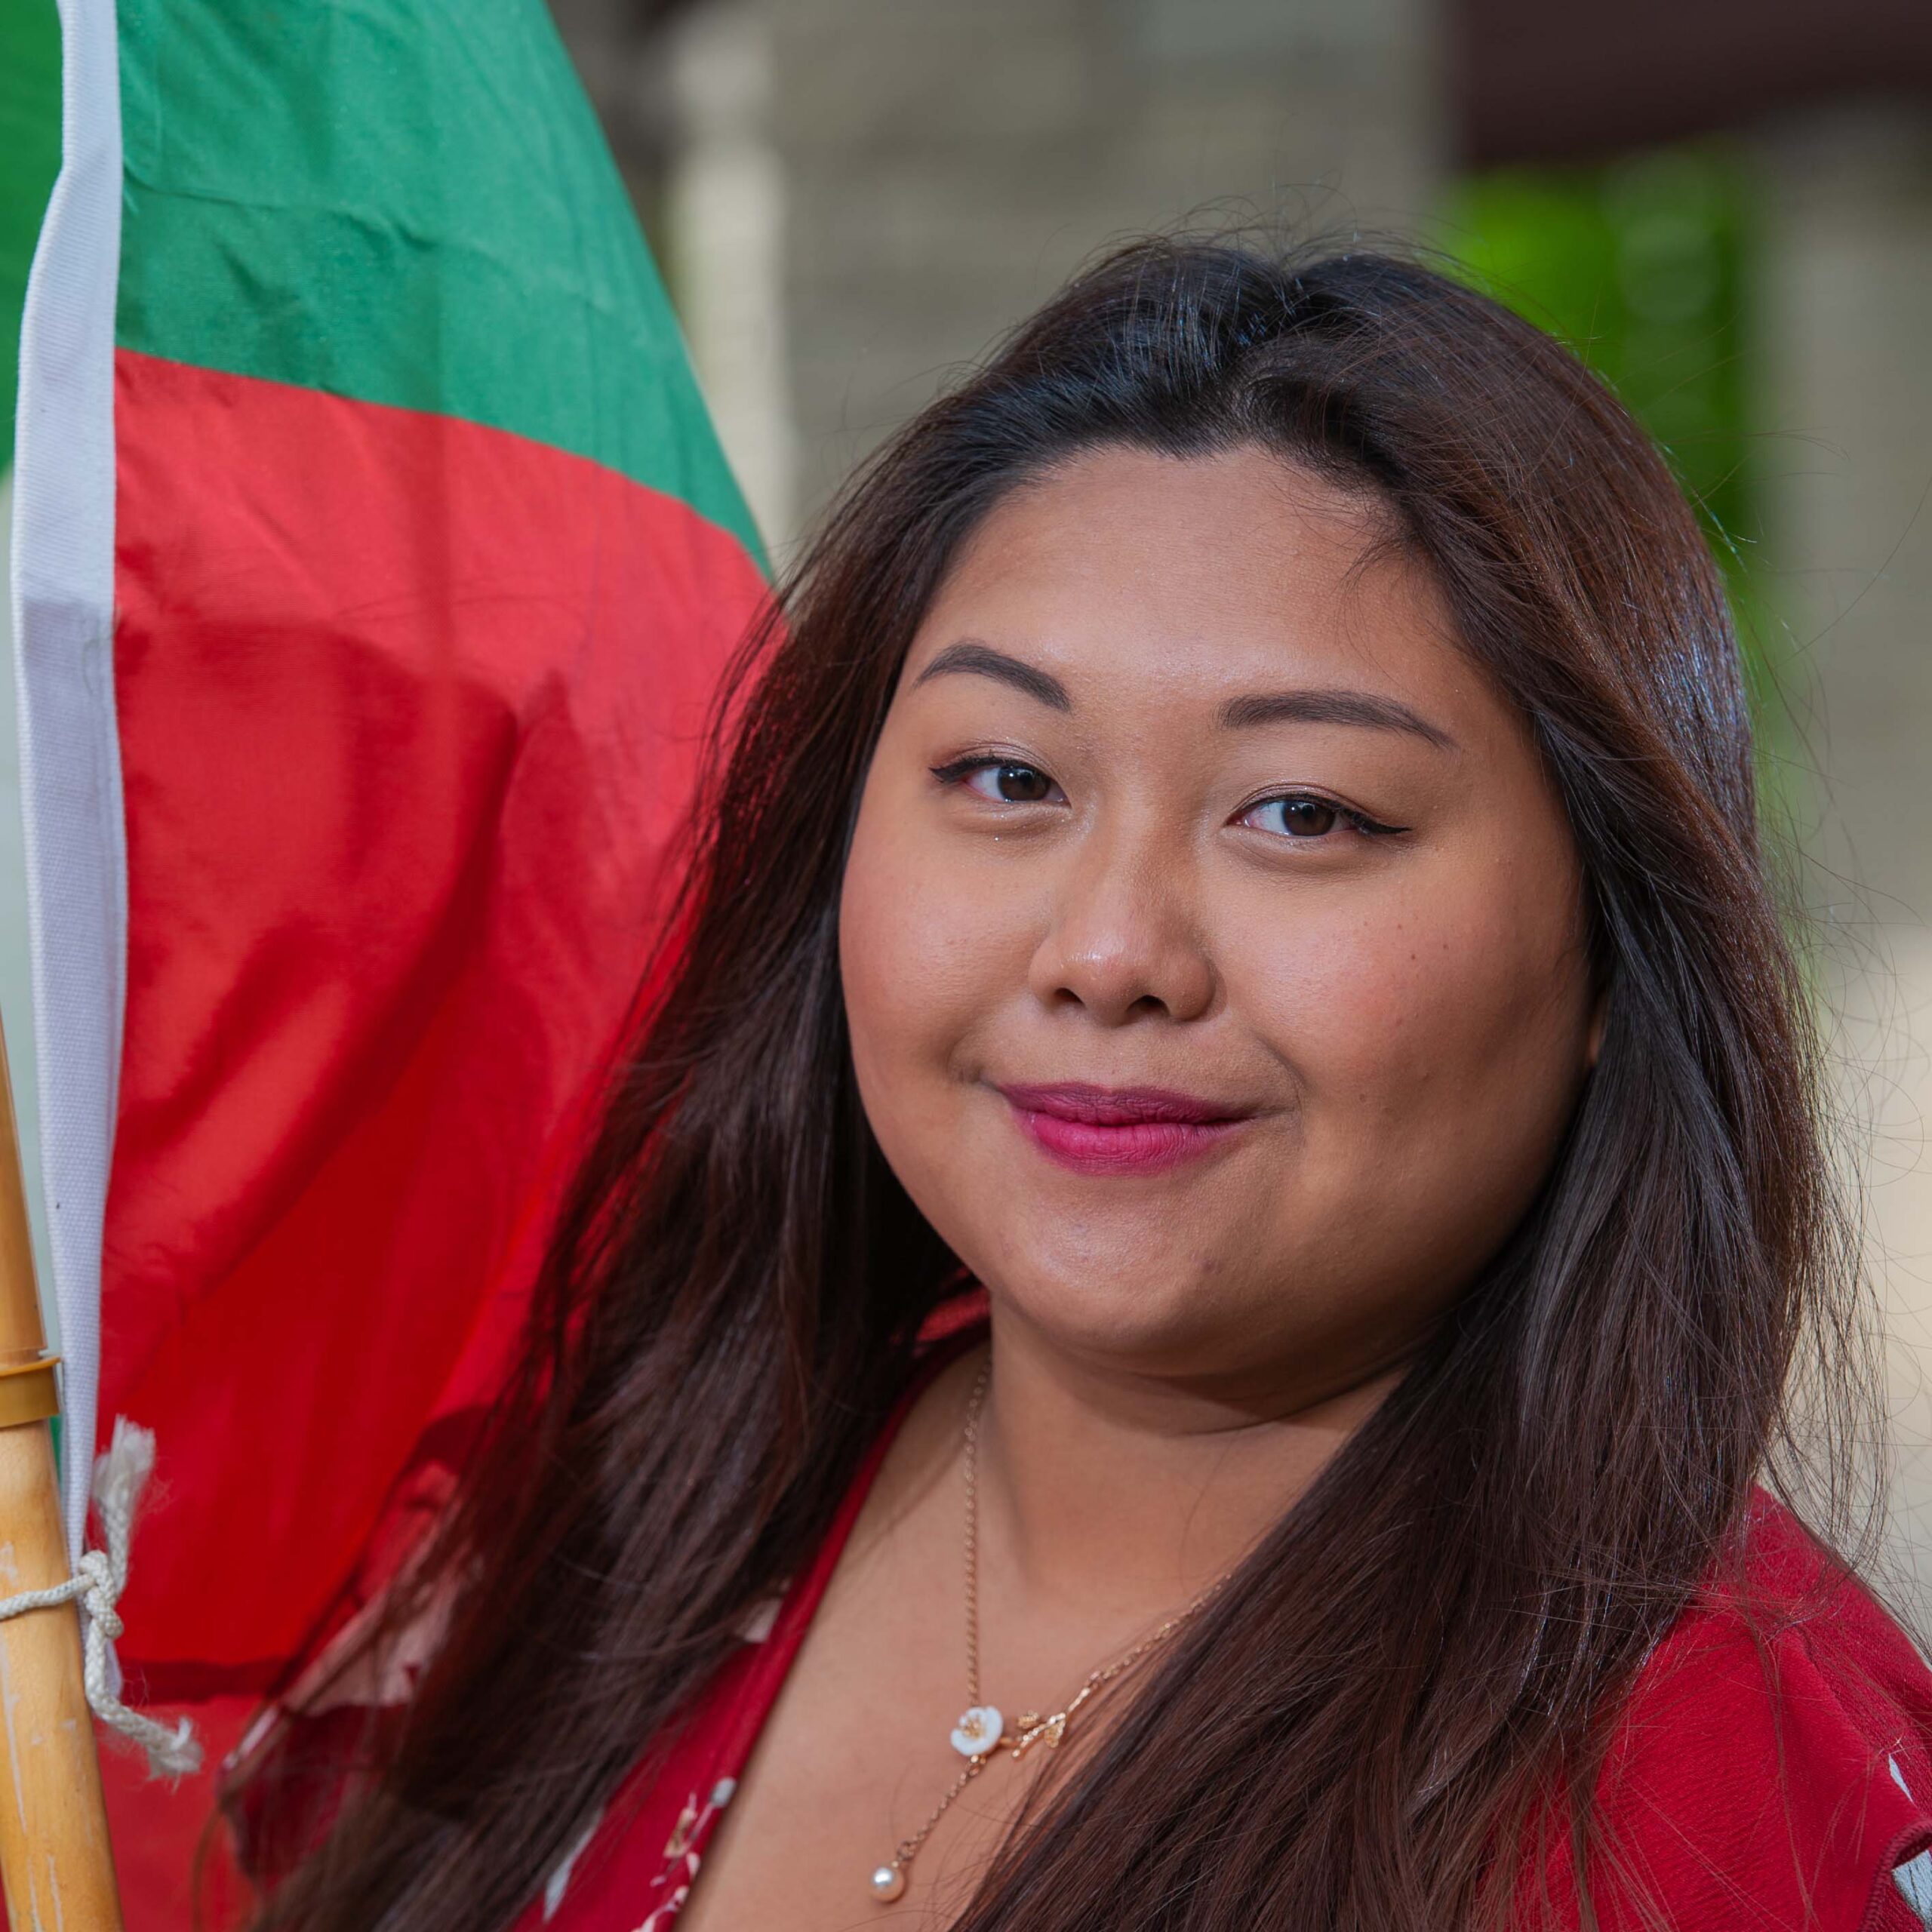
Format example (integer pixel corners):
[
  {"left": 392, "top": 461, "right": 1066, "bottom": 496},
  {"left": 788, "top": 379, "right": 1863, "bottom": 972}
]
[{"left": 869, "top": 1862, "right": 907, "bottom": 1902}]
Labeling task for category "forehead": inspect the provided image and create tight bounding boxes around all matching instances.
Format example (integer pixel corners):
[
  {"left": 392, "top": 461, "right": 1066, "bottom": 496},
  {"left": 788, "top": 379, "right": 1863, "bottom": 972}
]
[{"left": 906, "top": 445, "right": 1489, "bottom": 721}]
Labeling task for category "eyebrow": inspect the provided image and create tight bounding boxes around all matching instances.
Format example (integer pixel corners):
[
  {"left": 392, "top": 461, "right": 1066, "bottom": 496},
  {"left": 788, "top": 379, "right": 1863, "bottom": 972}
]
[
  {"left": 1218, "top": 688, "right": 1457, "bottom": 751},
  {"left": 914, "top": 640, "right": 1455, "bottom": 752},
  {"left": 912, "top": 641, "right": 1072, "bottom": 712}
]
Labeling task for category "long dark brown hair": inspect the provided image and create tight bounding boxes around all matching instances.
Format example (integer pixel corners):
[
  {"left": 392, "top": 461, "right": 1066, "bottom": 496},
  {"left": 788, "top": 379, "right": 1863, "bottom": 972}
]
[{"left": 249, "top": 237, "right": 1874, "bottom": 1929}]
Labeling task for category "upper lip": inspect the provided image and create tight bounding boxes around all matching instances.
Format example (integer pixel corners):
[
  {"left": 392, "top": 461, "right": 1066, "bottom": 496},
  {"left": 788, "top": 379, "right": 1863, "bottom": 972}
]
[{"left": 995, "top": 1081, "right": 1252, "bottom": 1126}]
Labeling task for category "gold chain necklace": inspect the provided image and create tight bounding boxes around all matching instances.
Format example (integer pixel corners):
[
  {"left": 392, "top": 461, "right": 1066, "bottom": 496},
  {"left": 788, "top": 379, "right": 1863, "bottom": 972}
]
[{"left": 866, "top": 1359, "right": 1225, "bottom": 1905}]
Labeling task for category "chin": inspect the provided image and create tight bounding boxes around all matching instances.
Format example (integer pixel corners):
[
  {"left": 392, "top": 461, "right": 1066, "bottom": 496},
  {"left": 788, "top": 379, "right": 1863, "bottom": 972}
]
[{"left": 988, "top": 1236, "right": 1248, "bottom": 1368}]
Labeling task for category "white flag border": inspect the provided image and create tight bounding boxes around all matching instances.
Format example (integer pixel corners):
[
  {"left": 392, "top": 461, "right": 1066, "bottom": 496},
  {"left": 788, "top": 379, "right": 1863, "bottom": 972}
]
[{"left": 9, "top": 0, "right": 126, "bottom": 1565}]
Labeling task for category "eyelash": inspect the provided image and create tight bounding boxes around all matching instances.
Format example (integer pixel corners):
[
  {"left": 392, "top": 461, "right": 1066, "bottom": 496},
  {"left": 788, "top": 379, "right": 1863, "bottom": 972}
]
[
  {"left": 929, "top": 754, "right": 1407, "bottom": 839},
  {"left": 1238, "top": 795, "right": 1404, "bottom": 840},
  {"left": 930, "top": 752, "right": 1061, "bottom": 801}
]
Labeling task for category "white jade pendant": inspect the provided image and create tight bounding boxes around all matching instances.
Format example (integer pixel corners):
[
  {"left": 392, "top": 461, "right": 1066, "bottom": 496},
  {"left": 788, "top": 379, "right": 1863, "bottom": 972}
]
[{"left": 949, "top": 1705, "right": 1004, "bottom": 1758}]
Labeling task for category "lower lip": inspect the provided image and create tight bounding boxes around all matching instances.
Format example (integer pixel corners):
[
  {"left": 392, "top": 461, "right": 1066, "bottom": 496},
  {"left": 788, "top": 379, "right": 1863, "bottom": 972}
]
[{"left": 1005, "top": 1103, "right": 1247, "bottom": 1176}]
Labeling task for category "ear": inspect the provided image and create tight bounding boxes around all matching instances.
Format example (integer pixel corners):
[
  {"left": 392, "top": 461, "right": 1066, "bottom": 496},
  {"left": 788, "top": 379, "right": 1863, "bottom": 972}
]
[{"left": 1584, "top": 992, "right": 1607, "bottom": 1072}]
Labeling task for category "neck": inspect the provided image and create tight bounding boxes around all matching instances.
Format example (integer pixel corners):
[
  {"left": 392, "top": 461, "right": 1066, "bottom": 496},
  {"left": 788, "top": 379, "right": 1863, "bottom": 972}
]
[{"left": 973, "top": 1300, "right": 1403, "bottom": 1619}]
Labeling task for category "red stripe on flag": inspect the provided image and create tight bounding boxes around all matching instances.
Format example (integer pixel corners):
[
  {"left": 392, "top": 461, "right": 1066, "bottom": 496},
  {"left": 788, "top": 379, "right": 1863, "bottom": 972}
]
[{"left": 105, "top": 350, "right": 764, "bottom": 1684}]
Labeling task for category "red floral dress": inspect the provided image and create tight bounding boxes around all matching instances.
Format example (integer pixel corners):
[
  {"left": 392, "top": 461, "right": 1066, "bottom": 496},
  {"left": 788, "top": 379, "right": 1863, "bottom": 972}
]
[
  {"left": 236, "top": 1312, "right": 1932, "bottom": 1931},
  {"left": 513, "top": 1328, "right": 1932, "bottom": 1931}
]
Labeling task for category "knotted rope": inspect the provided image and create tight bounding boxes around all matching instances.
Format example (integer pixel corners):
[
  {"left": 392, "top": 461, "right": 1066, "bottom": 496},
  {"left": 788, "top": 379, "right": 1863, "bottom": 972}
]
[{"left": 0, "top": 1418, "right": 200, "bottom": 1777}]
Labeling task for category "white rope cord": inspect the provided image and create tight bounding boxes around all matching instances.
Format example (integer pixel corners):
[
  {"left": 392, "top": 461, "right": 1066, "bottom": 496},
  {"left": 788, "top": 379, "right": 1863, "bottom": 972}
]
[{"left": 0, "top": 1418, "right": 199, "bottom": 1778}]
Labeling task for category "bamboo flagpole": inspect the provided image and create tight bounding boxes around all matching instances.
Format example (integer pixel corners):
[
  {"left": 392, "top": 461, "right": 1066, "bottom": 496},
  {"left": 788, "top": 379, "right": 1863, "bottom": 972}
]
[{"left": 0, "top": 1008, "right": 122, "bottom": 1928}]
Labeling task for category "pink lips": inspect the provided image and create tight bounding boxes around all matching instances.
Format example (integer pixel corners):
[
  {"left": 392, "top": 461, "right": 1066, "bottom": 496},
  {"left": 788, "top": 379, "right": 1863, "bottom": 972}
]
[{"left": 996, "top": 1082, "right": 1251, "bottom": 1176}]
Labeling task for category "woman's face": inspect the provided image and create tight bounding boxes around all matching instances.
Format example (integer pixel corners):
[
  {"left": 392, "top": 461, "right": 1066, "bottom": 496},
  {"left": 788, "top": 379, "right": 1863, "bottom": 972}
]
[{"left": 839, "top": 445, "right": 1596, "bottom": 1399}]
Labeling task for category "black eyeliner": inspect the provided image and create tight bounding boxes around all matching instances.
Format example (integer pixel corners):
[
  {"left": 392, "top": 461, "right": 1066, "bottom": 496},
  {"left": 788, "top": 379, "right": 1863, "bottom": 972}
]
[
  {"left": 1238, "top": 789, "right": 1411, "bottom": 837},
  {"left": 929, "top": 751, "right": 1044, "bottom": 786}
]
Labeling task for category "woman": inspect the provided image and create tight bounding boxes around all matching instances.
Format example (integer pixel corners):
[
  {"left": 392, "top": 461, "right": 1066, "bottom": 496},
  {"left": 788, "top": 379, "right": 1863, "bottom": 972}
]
[{"left": 241, "top": 238, "right": 1932, "bottom": 1930}]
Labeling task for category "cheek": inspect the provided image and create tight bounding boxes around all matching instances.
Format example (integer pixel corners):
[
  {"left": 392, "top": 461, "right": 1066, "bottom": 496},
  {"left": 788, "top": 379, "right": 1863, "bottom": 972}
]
[
  {"left": 1222, "top": 858, "right": 1590, "bottom": 1145},
  {"left": 1208, "top": 857, "right": 1590, "bottom": 1327},
  {"left": 838, "top": 777, "right": 1025, "bottom": 1109}
]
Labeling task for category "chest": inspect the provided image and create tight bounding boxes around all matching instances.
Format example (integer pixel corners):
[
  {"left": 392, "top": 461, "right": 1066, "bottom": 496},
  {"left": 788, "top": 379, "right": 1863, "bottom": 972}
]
[{"left": 676, "top": 1527, "right": 1057, "bottom": 1932}]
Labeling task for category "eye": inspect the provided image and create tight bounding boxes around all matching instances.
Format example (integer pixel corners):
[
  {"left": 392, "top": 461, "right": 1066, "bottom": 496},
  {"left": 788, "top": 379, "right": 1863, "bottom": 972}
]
[
  {"left": 934, "top": 756, "right": 1065, "bottom": 805},
  {"left": 972, "top": 763, "right": 1054, "bottom": 804},
  {"left": 1244, "top": 795, "right": 1340, "bottom": 838},
  {"left": 1235, "top": 792, "right": 1403, "bottom": 841}
]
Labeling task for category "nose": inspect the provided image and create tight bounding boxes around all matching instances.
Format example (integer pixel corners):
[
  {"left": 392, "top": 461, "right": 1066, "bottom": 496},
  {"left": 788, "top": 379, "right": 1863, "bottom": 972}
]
[{"left": 1026, "top": 824, "right": 1216, "bottom": 1026}]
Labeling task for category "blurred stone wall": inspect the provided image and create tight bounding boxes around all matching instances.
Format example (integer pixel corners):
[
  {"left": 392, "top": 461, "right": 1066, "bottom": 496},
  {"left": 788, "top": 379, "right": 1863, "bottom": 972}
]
[
  {"left": 1759, "top": 105, "right": 1932, "bottom": 1598},
  {"left": 657, "top": 0, "right": 1442, "bottom": 553}
]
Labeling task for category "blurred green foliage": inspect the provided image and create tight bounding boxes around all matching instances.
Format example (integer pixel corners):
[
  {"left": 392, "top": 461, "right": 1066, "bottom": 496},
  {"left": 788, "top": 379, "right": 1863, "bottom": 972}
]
[
  {"left": 2, "top": 0, "right": 63, "bottom": 472},
  {"left": 1444, "top": 146, "right": 1756, "bottom": 580},
  {"left": 1442, "top": 148, "right": 1799, "bottom": 792}
]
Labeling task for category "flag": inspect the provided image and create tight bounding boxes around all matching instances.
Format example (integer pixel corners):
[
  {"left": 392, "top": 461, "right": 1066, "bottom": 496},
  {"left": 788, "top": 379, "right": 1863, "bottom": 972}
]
[{"left": 11, "top": 2, "right": 767, "bottom": 1920}]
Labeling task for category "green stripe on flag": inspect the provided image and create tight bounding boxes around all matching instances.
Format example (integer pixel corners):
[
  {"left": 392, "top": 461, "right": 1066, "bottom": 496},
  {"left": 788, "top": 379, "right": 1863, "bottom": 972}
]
[
  {"left": 1, "top": 0, "right": 63, "bottom": 470},
  {"left": 116, "top": 0, "right": 761, "bottom": 560}
]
